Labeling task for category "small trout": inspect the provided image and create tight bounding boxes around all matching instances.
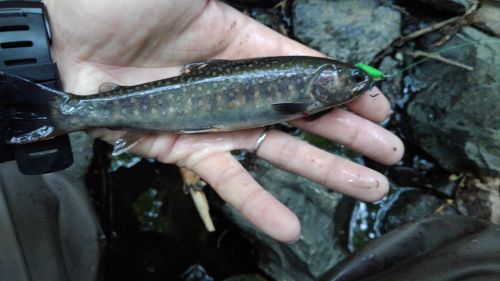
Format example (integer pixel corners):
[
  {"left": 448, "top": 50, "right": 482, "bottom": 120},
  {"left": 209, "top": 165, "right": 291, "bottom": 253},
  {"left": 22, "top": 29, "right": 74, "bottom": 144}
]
[{"left": 1, "top": 56, "right": 372, "bottom": 144}]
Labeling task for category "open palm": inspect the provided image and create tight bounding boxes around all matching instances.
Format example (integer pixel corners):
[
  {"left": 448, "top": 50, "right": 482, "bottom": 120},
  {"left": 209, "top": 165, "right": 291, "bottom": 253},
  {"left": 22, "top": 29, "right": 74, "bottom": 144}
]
[{"left": 45, "top": 0, "right": 404, "bottom": 242}]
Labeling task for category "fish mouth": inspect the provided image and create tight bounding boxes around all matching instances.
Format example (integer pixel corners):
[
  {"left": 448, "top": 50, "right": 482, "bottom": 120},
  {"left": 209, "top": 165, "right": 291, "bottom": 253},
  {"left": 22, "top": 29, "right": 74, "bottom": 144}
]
[{"left": 351, "top": 75, "right": 373, "bottom": 97}]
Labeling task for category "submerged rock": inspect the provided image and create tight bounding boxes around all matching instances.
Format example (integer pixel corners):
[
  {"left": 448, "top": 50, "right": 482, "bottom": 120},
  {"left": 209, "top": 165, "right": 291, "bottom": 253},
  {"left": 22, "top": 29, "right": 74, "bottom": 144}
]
[
  {"left": 293, "top": 0, "right": 401, "bottom": 63},
  {"left": 224, "top": 159, "right": 349, "bottom": 281},
  {"left": 407, "top": 27, "right": 500, "bottom": 175}
]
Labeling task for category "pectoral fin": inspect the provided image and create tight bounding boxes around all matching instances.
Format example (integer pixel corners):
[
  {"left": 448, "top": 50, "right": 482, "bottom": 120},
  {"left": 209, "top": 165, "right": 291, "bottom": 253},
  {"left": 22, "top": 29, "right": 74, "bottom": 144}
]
[
  {"left": 271, "top": 101, "right": 315, "bottom": 114},
  {"left": 182, "top": 59, "right": 230, "bottom": 74},
  {"left": 112, "top": 132, "right": 146, "bottom": 156},
  {"left": 303, "top": 109, "right": 332, "bottom": 121}
]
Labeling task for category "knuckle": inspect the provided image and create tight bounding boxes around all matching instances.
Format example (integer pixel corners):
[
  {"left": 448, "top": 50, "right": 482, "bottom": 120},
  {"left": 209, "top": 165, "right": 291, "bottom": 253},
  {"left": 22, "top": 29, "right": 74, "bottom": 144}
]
[
  {"left": 273, "top": 138, "right": 302, "bottom": 171},
  {"left": 238, "top": 188, "right": 266, "bottom": 214},
  {"left": 213, "top": 164, "right": 247, "bottom": 192}
]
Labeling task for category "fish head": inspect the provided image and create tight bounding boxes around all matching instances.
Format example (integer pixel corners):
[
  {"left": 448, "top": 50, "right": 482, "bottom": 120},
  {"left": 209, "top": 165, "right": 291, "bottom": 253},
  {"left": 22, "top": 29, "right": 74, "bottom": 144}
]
[{"left": 311, "top": 64, "right": 372, "bottom": 105}]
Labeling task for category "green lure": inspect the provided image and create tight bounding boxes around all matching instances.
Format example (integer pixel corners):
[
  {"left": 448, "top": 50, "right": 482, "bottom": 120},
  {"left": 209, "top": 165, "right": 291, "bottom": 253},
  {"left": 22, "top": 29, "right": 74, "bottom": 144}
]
[{"left": 355, "top": 63, "right": 385, "bottom": 80}]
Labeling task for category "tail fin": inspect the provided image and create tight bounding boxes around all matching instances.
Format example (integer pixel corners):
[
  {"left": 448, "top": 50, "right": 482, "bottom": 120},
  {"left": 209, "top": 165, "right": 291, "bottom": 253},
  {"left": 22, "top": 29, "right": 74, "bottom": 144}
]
[{"left": 0, "top": 71, "right": 70, "bottom": 144}]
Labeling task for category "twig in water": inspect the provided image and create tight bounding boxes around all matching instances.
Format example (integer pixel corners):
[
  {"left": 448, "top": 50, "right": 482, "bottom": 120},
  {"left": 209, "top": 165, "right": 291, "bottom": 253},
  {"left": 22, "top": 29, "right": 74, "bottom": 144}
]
[
  {"left": 406, "top": 50, "right": 474, "bottom": 71},
  {"left": 180, "top": 167, "right": 216, "bottom": 232},
  {"left": 395, "top": 16, "right": 460, "bottom": 47},
  {"left": 394, "top": 0, "right": 479, "bottom": 47}
]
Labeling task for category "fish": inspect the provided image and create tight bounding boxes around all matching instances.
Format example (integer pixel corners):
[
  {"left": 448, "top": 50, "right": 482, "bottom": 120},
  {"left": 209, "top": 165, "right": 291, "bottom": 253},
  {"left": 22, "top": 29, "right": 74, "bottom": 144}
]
[{"left": 0, "top": 56, "right": 372, "bottom": 147}]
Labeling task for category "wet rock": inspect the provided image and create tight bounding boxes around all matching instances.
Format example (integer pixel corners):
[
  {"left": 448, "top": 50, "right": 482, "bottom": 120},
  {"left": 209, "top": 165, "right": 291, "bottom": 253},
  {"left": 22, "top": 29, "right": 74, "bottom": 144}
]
[
  {"left": 224, "top": 159, "right": 348, "bottom": 281},
  {"left": 473, "top": 1, "right": 500, "bottom": 36},
  {"left": 378, "top": 57, "right": 403, "bottom": 109},
  {"left": 181, "top": 264, "right": 214, "bottom": 281},
  {"left": 407, "top": 27, "right": 500, "bottom": 175},
  {"left": 293, "top": 0, "right": 401, "bottom": 63},
  {"left": 387, "top": 155, "right": 458, "bottom": 197},
  {"left": 348, "top": 186, "right": 457, "bottom": 252},
  {"left": 455, "top": 174, "right": 500, "bottom": 224},
  {"left": 223, "top": 274, "right": 268, "bottom": 281},
  {"left": 247, "top": 7, "right": 291, "bottom": 37},
  {"left": 413, "top": 0, "right": 472, "bottom": 13}
]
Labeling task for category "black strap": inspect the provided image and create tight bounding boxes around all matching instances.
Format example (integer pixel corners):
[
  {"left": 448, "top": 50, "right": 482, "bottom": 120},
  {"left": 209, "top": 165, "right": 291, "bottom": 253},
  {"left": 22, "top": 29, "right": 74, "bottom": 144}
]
[{"left": 0, "top": 0, "right": 73, "bottom": 174}]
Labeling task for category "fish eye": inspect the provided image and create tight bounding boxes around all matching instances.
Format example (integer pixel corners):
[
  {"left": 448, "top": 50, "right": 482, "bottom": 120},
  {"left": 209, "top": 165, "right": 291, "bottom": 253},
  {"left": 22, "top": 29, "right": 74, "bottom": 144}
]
[{"left": 350, "top": 69, "right": 365, "bottom": 83}]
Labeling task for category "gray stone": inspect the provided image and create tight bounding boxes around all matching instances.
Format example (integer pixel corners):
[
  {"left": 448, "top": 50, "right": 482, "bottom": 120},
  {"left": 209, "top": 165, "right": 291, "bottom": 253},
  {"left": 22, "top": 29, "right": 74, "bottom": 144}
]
[
  {"left": 224, "top": 159, "right": 347, "bottom": 281},
  {"left": 473, "top": 1, "right": 500, "bottom": 36},
  {"left": 379, "top": 57, "right": 403, "bottom": 109},
  {"left": 407, "top": 27, "right": 500, "bottom": 175},
  {"left": 293, "top": 0, "right": 401, "bottom": 63}
]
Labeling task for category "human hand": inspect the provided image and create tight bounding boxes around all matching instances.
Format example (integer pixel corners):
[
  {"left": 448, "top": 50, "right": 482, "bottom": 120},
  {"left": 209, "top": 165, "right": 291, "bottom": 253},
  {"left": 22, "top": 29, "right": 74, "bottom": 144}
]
[{"left": 45, "top": 0, "right": 404, "bottom": 242}]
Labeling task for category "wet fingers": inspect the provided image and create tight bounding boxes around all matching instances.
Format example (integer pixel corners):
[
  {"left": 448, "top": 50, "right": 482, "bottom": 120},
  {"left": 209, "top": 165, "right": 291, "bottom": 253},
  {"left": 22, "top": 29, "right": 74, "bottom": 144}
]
[
  {"left": 292, "top": 108, "right": 404, "bottom": 165},
  {"left": 256, "top": 130, "right": 389, "bottom": 202},
  {"left": 346, "top": 87, "right": 392, "bottom": 123},
  {"left": 191, "top": 152, "right": 300, "bottom": 242}
]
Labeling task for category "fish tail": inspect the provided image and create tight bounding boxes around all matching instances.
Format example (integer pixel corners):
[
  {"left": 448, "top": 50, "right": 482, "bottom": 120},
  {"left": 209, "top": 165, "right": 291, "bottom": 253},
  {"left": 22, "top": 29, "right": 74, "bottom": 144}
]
[{"left": 0, "top": 71, "right": 71, "bottom": 144}]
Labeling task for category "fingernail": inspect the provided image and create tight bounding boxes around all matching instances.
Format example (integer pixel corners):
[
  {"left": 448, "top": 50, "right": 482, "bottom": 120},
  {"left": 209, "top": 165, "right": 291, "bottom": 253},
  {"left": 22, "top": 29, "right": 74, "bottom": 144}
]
[
  {"left": 379, "top": 109, "right": 394, "bottom": 126},
  {"left": 285, "top": 235, "right": 301, "bottom": 245}
]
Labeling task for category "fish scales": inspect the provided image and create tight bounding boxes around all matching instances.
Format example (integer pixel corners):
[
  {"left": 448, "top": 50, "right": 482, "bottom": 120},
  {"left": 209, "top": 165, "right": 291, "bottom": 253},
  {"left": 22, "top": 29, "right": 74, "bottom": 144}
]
[
  {"left": 1, "top": 56, "right": 373, "bottom": 144},
  {"left": 61, "top": 57, "right": 320, "bottom": 133}
]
